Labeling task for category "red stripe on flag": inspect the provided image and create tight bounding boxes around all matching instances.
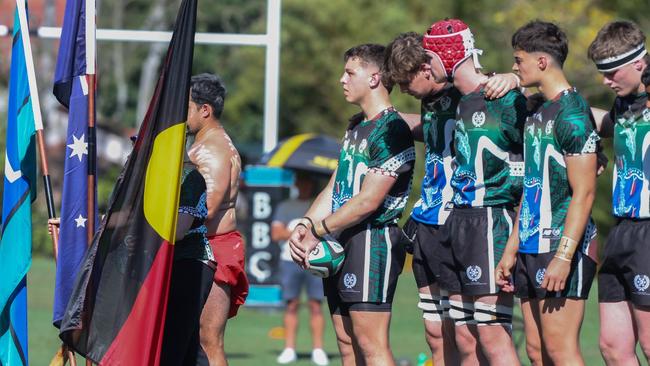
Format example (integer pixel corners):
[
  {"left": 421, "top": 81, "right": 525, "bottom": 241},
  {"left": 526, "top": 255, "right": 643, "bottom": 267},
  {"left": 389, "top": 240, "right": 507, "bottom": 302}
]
[{"left": 100, "top": 242, "right": 174, "bottom": 365}]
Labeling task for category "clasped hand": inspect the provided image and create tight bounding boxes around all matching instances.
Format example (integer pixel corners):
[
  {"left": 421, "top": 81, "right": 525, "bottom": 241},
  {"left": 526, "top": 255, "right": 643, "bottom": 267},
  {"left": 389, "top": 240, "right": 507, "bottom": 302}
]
[{"left": 288, "top": 224, "right": 320, "bottom": 269}]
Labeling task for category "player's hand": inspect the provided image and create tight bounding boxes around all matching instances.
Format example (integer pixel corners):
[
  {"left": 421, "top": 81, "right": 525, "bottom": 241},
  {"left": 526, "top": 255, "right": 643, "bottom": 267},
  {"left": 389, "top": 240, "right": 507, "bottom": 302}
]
[
  {"left": 597, "top": 150, "right": 608, "bottom": 176},
  {"left": 495, "top": 252, "right": 517, "bottom": 293},
  {"left": 48, "top": 218, "right": 61, "bottom": 236},
  {"left": 541, "top": 257, "right": 571, "bottom": 292},
  {"left": 299, "top": 230, "right": 320, "bottom": 269},
  {"left": 483, "top": 73, "right": 519, "bottom": 99},
  {"left": 288, "top": 225, "right": 308, "bottom": 265}
]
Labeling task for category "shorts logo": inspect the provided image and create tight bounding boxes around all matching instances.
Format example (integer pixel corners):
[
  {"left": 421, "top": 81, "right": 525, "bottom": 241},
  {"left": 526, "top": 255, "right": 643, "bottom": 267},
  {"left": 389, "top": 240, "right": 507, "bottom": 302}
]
[
  {"left": 466, "top": 265, "right": 482, "bottom": 282},
  {"left": 634, "top": 274, "right": 650, "bottom": 292},
  {"left": 343, "top": 273, "right": 357, "bottom": 289},
  {"left": 535, "top": 268, "right": 546, "bottom": 286},
  {"left": 472, "top": 112, "right": 486, "bottom": 128}
]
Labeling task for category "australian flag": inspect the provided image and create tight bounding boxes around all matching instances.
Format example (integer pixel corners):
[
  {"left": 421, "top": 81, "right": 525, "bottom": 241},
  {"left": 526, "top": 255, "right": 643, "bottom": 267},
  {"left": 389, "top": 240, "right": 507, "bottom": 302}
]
[{"left": 52, "top": 0, "right": 97, "bottom": 328}]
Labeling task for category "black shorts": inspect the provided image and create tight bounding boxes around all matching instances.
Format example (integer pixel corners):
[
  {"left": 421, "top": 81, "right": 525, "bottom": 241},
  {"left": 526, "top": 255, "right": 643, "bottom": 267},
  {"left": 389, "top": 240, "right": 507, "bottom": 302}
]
[
  {"left": 599, "top": 219, "right": 650, "bottom": 306},
  {"left": 161, "top": 259, "right": 215, "bottom": 366},
  {"left": 404, "top": 217, "right": 452, "bottom": 289},
  {"left": 323, "top": 224, "right": 406, "bottom": 308},
  {"left": 440, "top": 207, "right": 515, "bottom": 296},
  {"left": 514, "top": 251, "right": 596, "bottom": 300}
]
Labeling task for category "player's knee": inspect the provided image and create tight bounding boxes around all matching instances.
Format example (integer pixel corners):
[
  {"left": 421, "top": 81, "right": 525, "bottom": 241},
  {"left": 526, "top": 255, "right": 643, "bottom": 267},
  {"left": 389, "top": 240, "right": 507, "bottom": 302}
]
[
  {"left": 525, "top": 341, "right": 544, "bottom": 366},
  {"left": 543, "top": 339, "right": 577, "bottom": 363},
  {"left": 354, "top": 331, "right": 387, "bottom": 356},
  {"left": 286, "top": 299, "right": 300, "bottom": 314},
  {"left": 307, "top": 300, "right": 322, "bottom": 314},
  {"left": 599, "top": 332, "right": 628, "bottom": 362},
  {"left": 452, "top": 325, "right": 477, "bottom": 354}
]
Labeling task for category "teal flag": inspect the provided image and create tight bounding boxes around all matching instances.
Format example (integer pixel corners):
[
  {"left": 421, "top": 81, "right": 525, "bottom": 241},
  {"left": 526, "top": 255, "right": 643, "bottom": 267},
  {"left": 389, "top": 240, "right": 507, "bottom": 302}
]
[{"left": 0, "top": 3, "right": 38, "bottom": 365}]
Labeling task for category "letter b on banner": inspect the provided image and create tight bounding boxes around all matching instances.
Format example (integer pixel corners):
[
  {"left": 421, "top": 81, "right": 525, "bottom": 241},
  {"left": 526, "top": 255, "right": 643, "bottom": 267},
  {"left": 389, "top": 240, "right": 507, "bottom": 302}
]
[{"left": 253, "top": 192, "right": 272, "bottom": 219}]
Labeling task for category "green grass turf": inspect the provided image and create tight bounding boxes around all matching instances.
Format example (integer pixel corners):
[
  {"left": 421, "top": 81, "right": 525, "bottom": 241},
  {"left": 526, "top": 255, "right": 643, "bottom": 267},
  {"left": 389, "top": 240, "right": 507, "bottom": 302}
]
[{"left": 27, "top": 256, "right": 609, "bottom": 365}]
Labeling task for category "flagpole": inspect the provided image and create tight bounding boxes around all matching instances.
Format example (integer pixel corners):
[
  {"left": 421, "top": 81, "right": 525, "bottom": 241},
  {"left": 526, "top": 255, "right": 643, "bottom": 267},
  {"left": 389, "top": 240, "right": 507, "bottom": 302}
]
[
  {"left": 87, "top": 74, "right": 96, "bottom": 248},
  {"left": 85, "top": 2, "right": 96, "bottom": 365},
  {"left": 15, "top": 0, "right": 59, "bottom": 256}
]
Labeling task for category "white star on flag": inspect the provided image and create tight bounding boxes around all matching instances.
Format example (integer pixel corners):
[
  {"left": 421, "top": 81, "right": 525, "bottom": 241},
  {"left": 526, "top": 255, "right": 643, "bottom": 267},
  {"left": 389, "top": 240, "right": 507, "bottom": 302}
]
[
  {"left": 67, "top": 134, "right": 88, "bottom": 162},
  {"left": 75, "top": 214, "right": 87, "bottom": 228}
]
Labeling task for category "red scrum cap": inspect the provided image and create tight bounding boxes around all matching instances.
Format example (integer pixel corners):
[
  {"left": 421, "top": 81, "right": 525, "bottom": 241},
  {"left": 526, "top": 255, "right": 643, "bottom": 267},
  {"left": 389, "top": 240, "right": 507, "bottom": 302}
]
[{"left": 422, "top": 19, "right": 483, "bottom": 79}]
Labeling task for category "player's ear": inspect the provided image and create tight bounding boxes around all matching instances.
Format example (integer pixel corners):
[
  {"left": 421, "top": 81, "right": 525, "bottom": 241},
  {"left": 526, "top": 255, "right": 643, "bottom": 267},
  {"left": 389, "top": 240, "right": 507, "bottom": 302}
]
[
  {"left": 421, "top": 63, "right": 432, "bottom": 78},
  {"left": 538, "top": 55, "right": 548, "bottom": 71},
  {"left": 369, "top": 72, "right": 381, "bottom": 88},
  {"left": 201, "top": 104, "right": 212, "bottom": 118},
  {"left": 634, "top": 59, "right": 644, "bottom": 72}
]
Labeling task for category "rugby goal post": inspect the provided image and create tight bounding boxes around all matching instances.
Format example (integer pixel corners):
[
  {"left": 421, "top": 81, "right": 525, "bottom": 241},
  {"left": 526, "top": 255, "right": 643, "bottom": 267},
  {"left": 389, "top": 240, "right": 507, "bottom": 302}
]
[{"left": 1, "top": 0, "right": 281, "bottom": 152}]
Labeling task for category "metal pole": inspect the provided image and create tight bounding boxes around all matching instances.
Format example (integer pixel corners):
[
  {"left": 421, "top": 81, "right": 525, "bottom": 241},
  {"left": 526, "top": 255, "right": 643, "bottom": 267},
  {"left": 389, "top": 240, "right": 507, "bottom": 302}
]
[
  {"left": 37, "top": 26, "right": 271, "bottom": 46},
  {"left": 263, "top": 0, "right": 281, "bottom": 152}
]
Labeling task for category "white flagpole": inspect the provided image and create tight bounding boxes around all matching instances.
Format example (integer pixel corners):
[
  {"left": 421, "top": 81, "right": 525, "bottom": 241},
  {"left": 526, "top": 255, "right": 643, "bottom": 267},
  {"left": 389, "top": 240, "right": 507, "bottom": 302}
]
[
  {"left": 15, "top": 0, "right": 60, "bottom": 268},
  {"left": 15, "top": 0, "right": 44, "bottom": 131}
]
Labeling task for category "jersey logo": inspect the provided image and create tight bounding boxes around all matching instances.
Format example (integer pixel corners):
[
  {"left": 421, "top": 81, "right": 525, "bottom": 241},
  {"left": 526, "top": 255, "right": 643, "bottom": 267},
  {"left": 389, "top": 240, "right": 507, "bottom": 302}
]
[
  {"left": 545, "top": 119, "right": 555, "bottom": 135},
  {"left": 472, "top": 111, "right": 486, "bottom": 128},
  {"left": 535, "top": 268, "right": 546, "bottom": 286},
  {"left": 634, "top": 274, "right": 650, "bottom": 292},
  {"left": 643, "top": 108, "right": 650, "bottom": 122},
  {"left": 466, "top": 265, "right": 482, "bottom": 282},
  {"left": 344, "top": 273, "right": 357, "bottom": 289},
  {"left": 359, "top": 139, "right": 368, "bottom": 153},
  {"left": 542, "top": 228, "right": 562, "bottom": 240},
  {"left": 439, "top": 96, "right": 452, "bottom": 111}
]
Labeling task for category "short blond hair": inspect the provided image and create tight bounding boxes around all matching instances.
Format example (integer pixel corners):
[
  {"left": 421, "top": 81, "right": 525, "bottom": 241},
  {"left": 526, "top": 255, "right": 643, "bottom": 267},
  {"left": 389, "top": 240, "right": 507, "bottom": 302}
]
[{"left": 588, "top": 21, "right": 647, "bottom": 62}]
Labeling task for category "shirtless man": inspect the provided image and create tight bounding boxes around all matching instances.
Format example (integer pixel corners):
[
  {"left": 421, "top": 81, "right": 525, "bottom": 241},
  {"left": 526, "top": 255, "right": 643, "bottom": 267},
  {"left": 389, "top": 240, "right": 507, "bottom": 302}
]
[{"left": 186, "top": 73, "right": 248, "bottom": 366}]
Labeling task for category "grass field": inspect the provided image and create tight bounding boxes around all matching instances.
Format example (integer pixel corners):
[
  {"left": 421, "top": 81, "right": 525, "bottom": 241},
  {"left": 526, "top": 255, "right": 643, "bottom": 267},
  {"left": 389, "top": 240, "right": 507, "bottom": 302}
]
[{"left": 27, "top": 256, "right": 607, "bottom": 365}]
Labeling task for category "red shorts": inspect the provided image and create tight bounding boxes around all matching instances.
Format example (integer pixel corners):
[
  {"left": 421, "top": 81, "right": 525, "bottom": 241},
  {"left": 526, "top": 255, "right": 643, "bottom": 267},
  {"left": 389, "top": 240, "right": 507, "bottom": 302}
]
[{"left": 208, "top": 231, "right": 249, "bottom": 318}]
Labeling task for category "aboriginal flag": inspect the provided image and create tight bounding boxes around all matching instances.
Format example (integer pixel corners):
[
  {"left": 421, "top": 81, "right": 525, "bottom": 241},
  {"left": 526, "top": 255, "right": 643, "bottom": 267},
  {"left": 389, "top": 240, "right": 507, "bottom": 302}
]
[{"left": 58, "top": 0, "right": 196, "bottom": 364}]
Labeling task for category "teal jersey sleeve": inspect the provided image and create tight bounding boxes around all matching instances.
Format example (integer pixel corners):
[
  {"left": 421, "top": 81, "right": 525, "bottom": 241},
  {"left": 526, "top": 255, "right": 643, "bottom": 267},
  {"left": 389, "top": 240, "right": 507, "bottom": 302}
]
[
  {"left": 554, "top": 94, "right": 599, "bottom": 155},
  {"left": 367, "top": 114, "right": 415, "bottom": 175}
]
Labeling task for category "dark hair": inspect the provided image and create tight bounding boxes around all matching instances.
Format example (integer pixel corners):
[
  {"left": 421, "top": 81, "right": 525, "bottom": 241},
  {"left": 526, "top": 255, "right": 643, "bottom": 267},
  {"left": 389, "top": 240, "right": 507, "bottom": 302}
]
[
  {"left": 344, "top": 43, "right": 386, "bottom": 69},
  {"left": 190, "top": 73, "right": 227, "bottom": 118},
  {"left": 383, "top": 32, "right": 428, "bottom": 86},
  {"left": 512, "top": 20, "right": 568, "bottom": 67},
  {"left": 642, "top": 67, "right": 650, "bottom": 88},
  {"left": 344, "top": 43, "right": 393, "bottom": 91}
]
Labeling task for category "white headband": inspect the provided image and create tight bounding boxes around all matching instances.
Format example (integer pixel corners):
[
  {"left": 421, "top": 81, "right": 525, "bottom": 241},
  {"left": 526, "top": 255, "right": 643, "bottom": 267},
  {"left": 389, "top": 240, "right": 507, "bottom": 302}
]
[{"left": 595, "top": 43, "right": 647, "bottom": 72}]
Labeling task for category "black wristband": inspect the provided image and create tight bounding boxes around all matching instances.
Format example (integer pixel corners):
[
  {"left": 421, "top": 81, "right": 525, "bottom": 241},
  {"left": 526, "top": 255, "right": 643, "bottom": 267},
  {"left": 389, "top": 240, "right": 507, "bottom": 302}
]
[
  {"left": 310, "top": 225, "right": 323, "bottom": 240},
  {"left": 321, "top": 219, "right": 331, "bottom": 235},
  {"left": 303, "top": 217, "right": 322, "bottom": 240}
]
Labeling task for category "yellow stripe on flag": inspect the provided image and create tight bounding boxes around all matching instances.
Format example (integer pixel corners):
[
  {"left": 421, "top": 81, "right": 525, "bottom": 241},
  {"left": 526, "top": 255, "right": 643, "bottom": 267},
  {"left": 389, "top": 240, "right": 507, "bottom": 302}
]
[
  {"left": 144, "top": 123, "right": 186, "bottom": 243},
  {"left": 266, "top": 133, "right": 315, "bottom": 167}
]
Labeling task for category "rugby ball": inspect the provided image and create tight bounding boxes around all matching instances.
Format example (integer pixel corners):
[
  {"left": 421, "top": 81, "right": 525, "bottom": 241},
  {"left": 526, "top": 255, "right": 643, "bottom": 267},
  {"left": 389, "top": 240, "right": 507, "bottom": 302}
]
[{"left": 307, "top": 236, "right": 345, "bottom": 278}]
